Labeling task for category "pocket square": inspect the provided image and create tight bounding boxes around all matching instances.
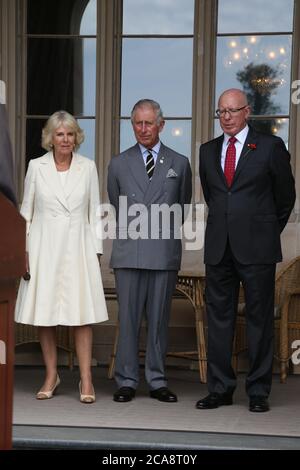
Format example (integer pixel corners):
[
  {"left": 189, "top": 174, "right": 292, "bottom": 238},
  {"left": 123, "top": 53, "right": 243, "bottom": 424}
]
[{"left": 166, "top": 168, "right": 178, "bottom": 178}]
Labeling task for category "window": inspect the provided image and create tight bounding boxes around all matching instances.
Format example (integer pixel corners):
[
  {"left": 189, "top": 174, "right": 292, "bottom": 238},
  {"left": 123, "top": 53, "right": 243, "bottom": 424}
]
[
  {"left": 120, "top": 0, "right": 195, "bottom": 158},
  {"left": 24, "top": 0, "right": 97, "bottom": 165},
  {"left": 215, "top": 0, "right": 295, "bottom": 146}
]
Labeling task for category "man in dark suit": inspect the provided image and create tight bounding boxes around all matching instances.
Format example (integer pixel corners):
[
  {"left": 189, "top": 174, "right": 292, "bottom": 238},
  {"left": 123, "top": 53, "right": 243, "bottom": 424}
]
[
  {"left": 0, "top": 102, "right": 16, "bottom": 205},
  {"left": 197, "top": 89, "right": 295, "bottom": 412},
  {"left": 108, "top": 99, "right": 192, "bottom": 403}
]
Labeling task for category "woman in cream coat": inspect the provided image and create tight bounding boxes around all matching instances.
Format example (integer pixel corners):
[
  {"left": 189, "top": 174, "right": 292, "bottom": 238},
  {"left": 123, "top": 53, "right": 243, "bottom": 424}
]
[{"left": 15, "top": 110, "right": 108, "bottom": 403}]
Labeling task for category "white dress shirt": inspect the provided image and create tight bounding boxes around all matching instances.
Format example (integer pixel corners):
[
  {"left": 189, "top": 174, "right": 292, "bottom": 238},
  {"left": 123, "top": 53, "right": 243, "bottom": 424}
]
[
  {"left": 138, "top": 141, "right": 161, "bottom": 166},
  {"left": 221, "top": 125, "right": 249, "bottom": 171}
]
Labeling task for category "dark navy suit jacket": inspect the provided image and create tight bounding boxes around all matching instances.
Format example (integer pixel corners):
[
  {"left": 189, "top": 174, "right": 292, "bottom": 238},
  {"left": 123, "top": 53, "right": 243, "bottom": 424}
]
[{"left": 199, "top": 126, "right": 296, "bottom": 265}]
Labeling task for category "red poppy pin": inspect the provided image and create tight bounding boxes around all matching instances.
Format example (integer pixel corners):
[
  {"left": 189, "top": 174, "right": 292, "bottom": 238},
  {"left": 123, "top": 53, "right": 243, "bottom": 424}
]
[{"left": 247, "top": 143, "right": 257, "bottom": 150}]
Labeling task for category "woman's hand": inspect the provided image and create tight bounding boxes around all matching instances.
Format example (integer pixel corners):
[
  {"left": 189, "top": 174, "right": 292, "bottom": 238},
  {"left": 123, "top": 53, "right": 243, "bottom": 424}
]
[
  {"left": 23, "top": 252, "right": 31, "bottom": 280},
  {"left": 25, "top": 252, "right": 30, "bottom": 272}
]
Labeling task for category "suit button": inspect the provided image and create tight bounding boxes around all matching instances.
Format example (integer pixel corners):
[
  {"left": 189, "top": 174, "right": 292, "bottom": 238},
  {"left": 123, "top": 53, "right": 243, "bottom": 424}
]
[
  {"left": 228, "top": 192, "right": 231, "bottom": 195},
  {"left": 132, "top": 193, "right": 135, "bottom": 197}
]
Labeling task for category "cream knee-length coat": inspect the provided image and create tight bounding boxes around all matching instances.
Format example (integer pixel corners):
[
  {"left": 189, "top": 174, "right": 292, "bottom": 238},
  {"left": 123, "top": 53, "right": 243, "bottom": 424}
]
[{"left": 15, "top": 152, "right": 108, "bottom": 326}]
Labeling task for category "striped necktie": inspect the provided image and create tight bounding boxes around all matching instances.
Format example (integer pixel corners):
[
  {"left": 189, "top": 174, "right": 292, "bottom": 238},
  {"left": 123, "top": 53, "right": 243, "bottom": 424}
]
[{"left": 146, "top": 150, "right": 155, "bottom": 179}]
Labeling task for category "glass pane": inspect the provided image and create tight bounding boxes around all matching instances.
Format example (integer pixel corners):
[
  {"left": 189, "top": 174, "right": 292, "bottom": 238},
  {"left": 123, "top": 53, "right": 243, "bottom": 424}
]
[
  {"left": 120, "top": 119, "right": 191, "bottom": 159},
  {"left": 121, "top": 39, "right": 193, "bottom": 117},
  {"left": 123, "top": 0, "right": 194, "bottom": 35},
  {"left": 214, "top": 117, "right": 289, "bottom": 148},
  {"left": 215, "top": 35, "right": 292, "bottom": 115},
  {"left": 77, "top": 119, "right": 95, "bottom": 160},
  {"left": 80, "top": 0, "right": 97, "bottom": 35},
  {"left": 218, "top": 0, "right": 294, "bottom": 34},
  {"left": 249, "top": 118, "right": 290, "bottom": 148},
  {"left": 27, "top": 38, "right": 96, "bottom": 116},
  {"left": 27, "top": 0, "right": 96, "bottom": 35}
]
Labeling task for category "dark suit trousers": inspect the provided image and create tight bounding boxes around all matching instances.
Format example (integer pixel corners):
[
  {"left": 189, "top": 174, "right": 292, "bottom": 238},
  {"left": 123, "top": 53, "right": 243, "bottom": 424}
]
[
  {"left": 114, "top": 268, "right": 177, "bottom": 390},
  {"left": 205, "top": 242, "right": 275, "bottom": 397}
]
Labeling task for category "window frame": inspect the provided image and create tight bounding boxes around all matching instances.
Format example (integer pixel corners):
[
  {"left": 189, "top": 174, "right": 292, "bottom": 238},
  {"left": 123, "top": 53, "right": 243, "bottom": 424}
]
[{"left": 3, "top": 0, "right": 298, "bottom": 214}]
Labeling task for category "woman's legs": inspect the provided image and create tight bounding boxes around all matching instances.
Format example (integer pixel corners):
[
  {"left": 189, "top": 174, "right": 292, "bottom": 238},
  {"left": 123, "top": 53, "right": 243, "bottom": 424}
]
[
  {"left": 74, "top": 325, "right": 94, "bottom": 395},
  {"left": 38, "top": 326, "right": 58, "bottom": 391}
]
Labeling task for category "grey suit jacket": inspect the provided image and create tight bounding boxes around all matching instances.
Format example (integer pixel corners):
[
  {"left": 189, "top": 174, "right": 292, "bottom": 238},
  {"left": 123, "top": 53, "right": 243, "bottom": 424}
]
[
  {"left": 108, "top": 142, "right": 192, "bottom": 270},
  {"left": 0, "top": 104, "right": 16, "bottom": 204}
]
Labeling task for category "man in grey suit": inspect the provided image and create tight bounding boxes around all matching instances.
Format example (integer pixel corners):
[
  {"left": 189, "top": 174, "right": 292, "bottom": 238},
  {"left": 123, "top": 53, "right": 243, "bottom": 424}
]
[
  {"left": 0, "top": 103, "right": 16, "bottom": 205},
  {"left": 108, "top": 99, "right": 192, "bottom": 403}
]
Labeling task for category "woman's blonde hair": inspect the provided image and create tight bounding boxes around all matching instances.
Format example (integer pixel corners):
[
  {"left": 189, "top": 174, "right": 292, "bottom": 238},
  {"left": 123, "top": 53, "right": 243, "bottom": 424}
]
[{"left": 42, "top": 110, "right": 84, "bottom": 151}]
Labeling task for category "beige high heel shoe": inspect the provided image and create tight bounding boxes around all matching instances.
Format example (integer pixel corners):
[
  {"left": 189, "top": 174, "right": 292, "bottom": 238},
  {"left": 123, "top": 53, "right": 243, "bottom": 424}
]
[
  {"left": 36, "top": 375, "right": 60, "bottom": 400},
  {"left": 79, "top": 381, "right": 95, "bottom": 404}
]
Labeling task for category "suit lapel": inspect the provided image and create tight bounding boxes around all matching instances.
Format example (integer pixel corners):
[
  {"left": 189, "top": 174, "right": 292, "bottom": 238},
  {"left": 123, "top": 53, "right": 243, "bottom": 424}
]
[
  {"left": 64, "top": 153, "right": 85, "bottom": 200},
  {"left": 214, "top": 136, "right": 228, "bottom": 187},
  {"left": 125, "top": 144, "right": 149, "bottom": 193},
  {"left": 215, "top": 127, "right": 258, "bottom": 188},
  {"left": 144, "top": 143, "right": 172, "bottom": 206},
  {"left": 39, "top": 152, "right": 69, "bottom": 210},
  {"left": 233, "top": 127, "right": 258, "bottom": 183}
]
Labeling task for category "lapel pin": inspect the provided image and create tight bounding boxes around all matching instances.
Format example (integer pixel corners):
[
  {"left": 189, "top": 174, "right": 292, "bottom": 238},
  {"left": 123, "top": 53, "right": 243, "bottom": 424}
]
[{"left": 160, "top": 156, "right": 164, "bottom": 164}]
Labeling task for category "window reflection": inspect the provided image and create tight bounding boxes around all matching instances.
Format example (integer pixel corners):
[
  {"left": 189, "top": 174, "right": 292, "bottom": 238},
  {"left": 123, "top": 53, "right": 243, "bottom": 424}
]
[
  {"left": 123, "top": 0, "right": 194, "bottom": 35},
  {"left": 218, "top": 0, "right": 294, "bottom": 34},
  {"left": 121, "top": 39, "right": 193, "bottom": 117},
  {"left": 120, "top": 119, "right": 191, "bottom": 159},
  {"left": 216, "top": 35, "right": 292, "bottom": 115}
]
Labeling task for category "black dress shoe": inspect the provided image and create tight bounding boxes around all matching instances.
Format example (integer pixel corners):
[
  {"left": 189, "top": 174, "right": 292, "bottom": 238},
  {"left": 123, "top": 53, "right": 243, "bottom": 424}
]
[
  {"left": 196, "top": 392, "right": 233, "bottom": 409},
  {"left": 150, "top": 387, "right": 178, "bottom": 403},
  {"left": 249, "top": 396, "right": 269, "bottom": 412},
  {"left": 113, "top": 387, "right": 136, "bottom": 402}
]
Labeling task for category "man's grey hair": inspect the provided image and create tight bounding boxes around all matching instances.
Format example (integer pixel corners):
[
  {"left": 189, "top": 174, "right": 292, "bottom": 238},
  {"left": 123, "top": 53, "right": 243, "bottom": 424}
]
[{"left": 131, "top": 99, "right": 164, "bottom": 124}]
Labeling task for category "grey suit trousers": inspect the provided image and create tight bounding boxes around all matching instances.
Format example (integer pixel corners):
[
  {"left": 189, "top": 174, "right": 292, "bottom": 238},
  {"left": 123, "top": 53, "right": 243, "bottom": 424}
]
[{"left": 114, "top": 268, "right": 177, "bottom": 390}]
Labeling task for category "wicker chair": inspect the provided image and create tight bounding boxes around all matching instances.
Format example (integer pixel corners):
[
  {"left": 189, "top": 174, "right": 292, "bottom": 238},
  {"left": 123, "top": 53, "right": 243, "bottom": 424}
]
[
  {"left": 108, "top": 273, "right": 208, "bottom": 383},
  {"left": 276, "top": 257, "right": 300, "bottom": 382},
  {"left": 15, "top": 324, "right": 74, "bottom": 369},
  {"left": 235, "top": 256, "right": 300, "bottom": 383}
]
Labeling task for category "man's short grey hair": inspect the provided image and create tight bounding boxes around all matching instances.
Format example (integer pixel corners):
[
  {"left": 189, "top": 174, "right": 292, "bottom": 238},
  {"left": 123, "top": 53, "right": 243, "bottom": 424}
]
[{"left": 131, "top": 99, "right": 164, "bottom": 124}]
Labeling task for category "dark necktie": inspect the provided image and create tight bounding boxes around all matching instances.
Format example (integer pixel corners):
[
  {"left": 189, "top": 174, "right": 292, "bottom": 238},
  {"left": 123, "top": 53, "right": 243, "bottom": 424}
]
[
  {"left": 224, "top": 136, "right": 237, "bottom": 187},
  {"left": 146, "top": 150, "right": 155, "bottom": 179}
]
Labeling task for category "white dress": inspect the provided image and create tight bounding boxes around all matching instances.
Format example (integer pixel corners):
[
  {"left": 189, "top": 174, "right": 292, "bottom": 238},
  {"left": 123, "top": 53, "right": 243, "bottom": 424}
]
[{"left": 15, "top": 152, "right": 108, "bottom": 326}]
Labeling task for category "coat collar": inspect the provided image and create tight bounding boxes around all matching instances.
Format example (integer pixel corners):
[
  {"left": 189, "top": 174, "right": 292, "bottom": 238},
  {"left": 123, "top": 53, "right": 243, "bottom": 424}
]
[
  {"left": 233, "top": 126, "right": 258, "bottom": 182},
  {"left": 125, "top": 144, "right": 150, "bottom": 194},
  {"left": 38, "top": 152, "right": 85, "bottom": 210},
  {"left": 214, "top": 136, "right": 227, "bottom": 187},
  {"left": 143, "top": 143, "right": 173, "bottom": 206},
  {"left": 124, "top": 143, "right": 174, "bottom": 205}
]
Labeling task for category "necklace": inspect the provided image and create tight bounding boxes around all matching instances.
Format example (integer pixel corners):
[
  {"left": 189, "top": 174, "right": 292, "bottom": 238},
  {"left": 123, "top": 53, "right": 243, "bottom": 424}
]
[{"left": 54, "top": 155, "right": 72, "bottom": 171}]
